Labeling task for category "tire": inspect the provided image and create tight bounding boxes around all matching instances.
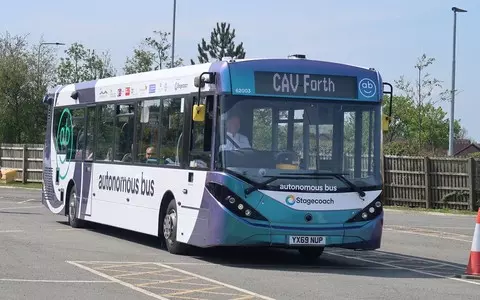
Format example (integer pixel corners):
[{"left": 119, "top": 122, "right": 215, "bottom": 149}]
[
  {"left": 298, "top": 247, "right": 325, "bottom": 260},
  {"left": 67, "top": 187, "right": 83, "bottom": 228},
  {"left": 162, "top": 198, "right": 188, "bottom": 255}
]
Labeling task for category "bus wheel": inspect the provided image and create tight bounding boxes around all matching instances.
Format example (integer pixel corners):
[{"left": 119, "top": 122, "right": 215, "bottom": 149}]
[
  {"left": 298, "top": 247, "right": 324, "bottom": 260},
  {"left": 67, "top": 187, "right": 83, "bottom": 228},
  {"left": 162, "top": 199, "right": 188, "bottom": 255}
]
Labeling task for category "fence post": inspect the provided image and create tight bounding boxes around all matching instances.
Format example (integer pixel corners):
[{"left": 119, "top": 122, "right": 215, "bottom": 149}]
[
  {"left": 468, "top": 157, "right": 476, "bottom": 211},
  {"left": 424, "top": 156, "right": 431, "bottom": 209},
  {"left": 22, "top": 144, "right": 27, "bottom": 184}
]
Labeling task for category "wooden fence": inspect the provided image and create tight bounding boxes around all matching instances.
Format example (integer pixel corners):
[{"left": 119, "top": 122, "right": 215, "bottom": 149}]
[
  {"left": 0, "top": 144, "right": 44, "bottom": 183},
  {"left": 0, "top": 144, "right": 479, "bottom": 211},
  {"left": 383, "top": 156, "right": 479, "bottom": 211}
]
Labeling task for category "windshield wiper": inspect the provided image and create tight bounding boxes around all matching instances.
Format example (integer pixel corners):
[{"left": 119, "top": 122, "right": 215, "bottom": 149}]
[{"left": 281, "top": 172, "right": 366, "bottom": 199}]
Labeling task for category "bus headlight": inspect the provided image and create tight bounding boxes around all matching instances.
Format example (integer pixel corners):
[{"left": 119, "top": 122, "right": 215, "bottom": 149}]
[
  {"left": 206, "top": 182, "right": 268, "bottom": 221},
  {"left": 346, "top": 197, "right": 383, "bottom": 223}
]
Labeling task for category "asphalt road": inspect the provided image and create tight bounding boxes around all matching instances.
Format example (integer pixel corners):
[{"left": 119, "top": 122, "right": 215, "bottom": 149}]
[{"left": 1, "top": 187, "right": 479, "bottom": 300}]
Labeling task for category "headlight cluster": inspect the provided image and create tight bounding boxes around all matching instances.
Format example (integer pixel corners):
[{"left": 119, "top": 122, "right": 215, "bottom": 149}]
[
  {"left": 346, "top": 198, "right": 383, "bottom": 223},
  {"left": 205, "top": 182, "right": 268, "bottom": 221}
]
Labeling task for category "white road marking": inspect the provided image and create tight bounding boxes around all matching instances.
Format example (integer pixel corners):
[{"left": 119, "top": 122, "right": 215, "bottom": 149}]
[
  {"left": 18, "top": 198, "right": 36, "bottom": 204},
  {"left": 328, "top": 252, "right": 480, "bottom": 286},
  {"left": 66, "top": 261, "right": 170, "bottom": 300},
  {"left": 71, "top": 261, "right": 211, "bottom": 265},
  {"left": 154, "top": 263, "right": 276, "bottom": 300},
  {"left": 0, "top": 205, "right": 43, "bottom": 210},
  {"left": 352, "top": 251, "right": 466, "bottom": 271},
  {"left": 391, "top": 226, "right": 475, "bottom": 230},
  {"left": 0, "top": 230, "right": 24, "bottom": 233},
  {"left": 0, "top": 278, "right": 113, "bottom": 283},
  {"left": 385, "top": 227, "right": 473, "bottom": 243},
  {"left": 384, "top": 208, "right": 475, "bottom": 217}
]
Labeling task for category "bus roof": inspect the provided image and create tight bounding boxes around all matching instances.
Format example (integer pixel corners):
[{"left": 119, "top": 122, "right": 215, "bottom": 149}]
[{"left": 47, "top": 57, "right": 382, "bottom": 107}]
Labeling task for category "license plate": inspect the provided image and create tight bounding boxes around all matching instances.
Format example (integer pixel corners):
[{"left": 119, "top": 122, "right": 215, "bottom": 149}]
[{"left": 288, "top": 235, "right": 326, "bottom": 245}]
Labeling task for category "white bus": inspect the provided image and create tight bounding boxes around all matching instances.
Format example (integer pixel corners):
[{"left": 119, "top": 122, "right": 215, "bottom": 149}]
[{"left": 42, "top": 55, "right": 393, "bottom": 259}]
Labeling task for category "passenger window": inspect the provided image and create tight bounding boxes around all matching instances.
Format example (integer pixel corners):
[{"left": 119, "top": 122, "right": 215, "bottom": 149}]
[
  {"left": 161, "top": 98, "right": 184, "bottom": 166},
  {"left": 85, "top": 107, "right": 95, "bottom": 161},
  {"left": 71, "top": 108, "right": 85, "bottom": 161},
  {"left": 114, "top": 104, "right": 135, "bottom": 162},
  {"left": 135, "top": 99, "right": 161, "bottom": 164},
  {"left": 96, "top": 104, "right": 115, "bottom": 161}
]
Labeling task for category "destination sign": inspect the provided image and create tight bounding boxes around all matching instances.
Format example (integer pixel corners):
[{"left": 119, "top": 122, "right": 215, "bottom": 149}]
[{"left": 254, "top": 71, "right": 358, "bottom": 99}]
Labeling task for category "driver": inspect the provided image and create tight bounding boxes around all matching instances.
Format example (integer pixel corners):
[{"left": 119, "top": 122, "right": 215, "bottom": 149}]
[{"left": 220, "top": 112, "right": 251, "bottom": 150}]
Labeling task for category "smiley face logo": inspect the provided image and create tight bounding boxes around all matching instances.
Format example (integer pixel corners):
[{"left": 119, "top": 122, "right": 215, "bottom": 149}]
[
  {"left": 56, "top": 108, "right": 74, "bottom": 180},
  {"left": 359, "top": 78, "right": 377, "bottom": 98},
  {"left": 285, "top": 195, "right": 296, "bottom": 206}
]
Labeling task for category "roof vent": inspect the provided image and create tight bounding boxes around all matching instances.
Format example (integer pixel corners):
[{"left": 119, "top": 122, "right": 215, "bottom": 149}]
[{"left": 288, "top": 54, "right": 306, "bottom": 59}]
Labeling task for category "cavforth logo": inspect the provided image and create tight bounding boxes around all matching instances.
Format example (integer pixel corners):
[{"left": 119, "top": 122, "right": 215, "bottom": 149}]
[
  {"left": 358, "top": 78, "right": 377, "bottom": 98},
  {"left": 56, "top": 108, "right": 73, "bottom": 180},
  {"left": 285, "top": 195, "right": 296, "bottom": 206}
]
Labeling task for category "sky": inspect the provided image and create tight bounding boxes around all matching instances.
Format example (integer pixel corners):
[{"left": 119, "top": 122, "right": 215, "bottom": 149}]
[{"left": 4, "top": 0, "right": 480, "bottom": 140}]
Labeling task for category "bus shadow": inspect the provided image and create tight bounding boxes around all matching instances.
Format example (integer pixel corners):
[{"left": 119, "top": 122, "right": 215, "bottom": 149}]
[
  {"left": 56, "top": 220, "right": 469, "bottom": 279},
  {"left": 188, "top": 246, "right": 469, "bottom": 279}
]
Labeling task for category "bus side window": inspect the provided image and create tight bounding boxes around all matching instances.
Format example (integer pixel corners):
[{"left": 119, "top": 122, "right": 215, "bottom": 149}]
[
  {"left": 114, "top": 104, "right": 135, "bottom": 163},
  {"left": 96, "top": 104, "right": 115, "bottom": 161},
  {"left": 71, "top": 108, "right": 85, "bottom": 161},
  {"left": 161, "top": 98, "right": 184, "bottom": 166},
  {"left": 85, "top": 107, "right": 95, "bottom": 161},
  {"left": 134, "top": 99, "right": 161, "bottom": 164}
]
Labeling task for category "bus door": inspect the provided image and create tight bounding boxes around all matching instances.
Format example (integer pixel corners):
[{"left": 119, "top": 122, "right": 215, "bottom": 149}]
[{"left": 80, "top": 106, "right": 95, "bottom": 217}]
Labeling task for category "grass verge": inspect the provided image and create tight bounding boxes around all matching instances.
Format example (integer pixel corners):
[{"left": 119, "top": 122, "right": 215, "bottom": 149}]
[{"left": 0, "top": 181, "right": 43, "bottom": 190}]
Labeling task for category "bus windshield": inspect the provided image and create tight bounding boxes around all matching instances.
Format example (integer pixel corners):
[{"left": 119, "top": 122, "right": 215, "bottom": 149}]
[{"left": 216, "top": 95, "right": 382, "bottom": 192}]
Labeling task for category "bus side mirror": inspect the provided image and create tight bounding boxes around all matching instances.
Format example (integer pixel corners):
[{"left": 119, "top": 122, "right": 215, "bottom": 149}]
[
  {"left": 192, "top": 104, "right": 205, "bottom": 122},
  {"left": 382, "top": 115, "right": 391, "bottom": 132}
]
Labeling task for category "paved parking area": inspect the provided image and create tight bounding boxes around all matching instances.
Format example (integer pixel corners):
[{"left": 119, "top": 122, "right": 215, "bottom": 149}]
[
  {"left": 69, "top": 261, "right": 272, "bottom": 300},
  {"left": 1, "top": 187, "right": 480, "bottom": 299}
]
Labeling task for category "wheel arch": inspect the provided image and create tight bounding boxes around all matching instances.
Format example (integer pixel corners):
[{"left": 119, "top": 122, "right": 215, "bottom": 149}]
[
  {"left": 157, "top": 190, "right": 176, "bottom": 237},
  {"left": 64, "top": 179, "right": 77, "bottom": 216}
]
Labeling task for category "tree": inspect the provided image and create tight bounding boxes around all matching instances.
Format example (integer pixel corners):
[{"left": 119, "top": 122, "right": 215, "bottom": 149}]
[
  {"left": 56, "top": 42, "right": 115, "bottom": 85},
  {"left": 124, "top": 30, "right": 183, "bottom": 75},
  {"left": 190, "top": 22, "right": 246, "bottom": 64},
  {"left": 0, "top": 32, "right": 57, "bottom": 143},
  {"left": 123, "top": 48, "right": 156, "bottom": 75},
  {"left": 382, "top": 95, "right": 463, "bottom": 155},
  {"left": 384, "top": 54, "right": 467, "bottom": 155}
]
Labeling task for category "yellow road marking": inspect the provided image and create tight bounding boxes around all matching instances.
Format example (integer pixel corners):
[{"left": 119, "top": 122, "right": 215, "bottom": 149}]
[{"left": 163, "top": 286, "right": 222, "bottom": 297}]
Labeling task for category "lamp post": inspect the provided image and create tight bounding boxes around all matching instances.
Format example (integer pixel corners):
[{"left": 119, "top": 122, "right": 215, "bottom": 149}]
[
  {"left": 448, "top": 7, "right": 467, "bottom": 156},
  {"left": 37, "top": 42, "right": 65, "bottom": 91},
  {"left": 171, "top": 0, "right": 177, "bottom": 68}
]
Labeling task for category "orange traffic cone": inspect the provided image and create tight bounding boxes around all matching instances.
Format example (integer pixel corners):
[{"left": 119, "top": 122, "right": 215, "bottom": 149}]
[{"left": 456, "top": 208, "right": 480, "bottom": 280}]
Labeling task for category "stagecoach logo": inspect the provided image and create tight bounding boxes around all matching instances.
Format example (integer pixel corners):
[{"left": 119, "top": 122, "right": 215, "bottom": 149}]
[
  {"left": 56, "top": 108, "right": 74, "bottom": 180},
  {"left": 285, "top": 194, "right": 335, "bottom": 206},
  {"left": 175, "top": 81, "right": 188, "bottom": 91},
  {"left": 358, "top": 78, "right": 377, "bottom": 98},
  {"left": 285, "top": 195, "right": 296, "bottom": 206}
]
